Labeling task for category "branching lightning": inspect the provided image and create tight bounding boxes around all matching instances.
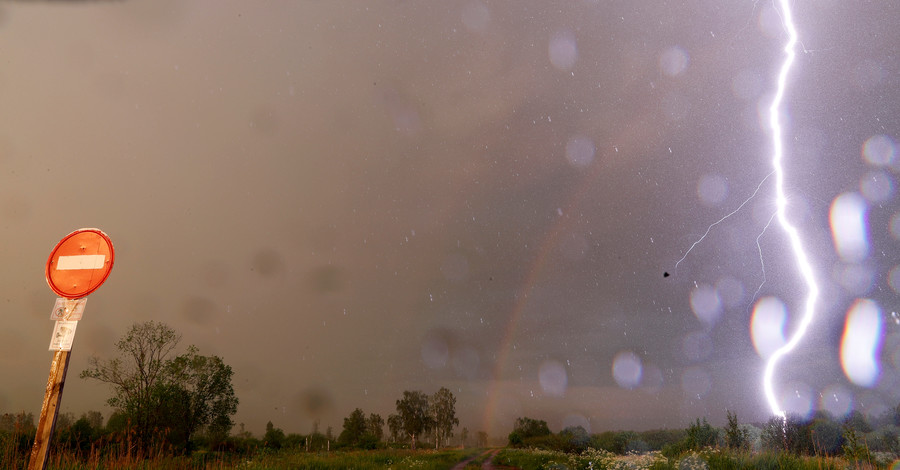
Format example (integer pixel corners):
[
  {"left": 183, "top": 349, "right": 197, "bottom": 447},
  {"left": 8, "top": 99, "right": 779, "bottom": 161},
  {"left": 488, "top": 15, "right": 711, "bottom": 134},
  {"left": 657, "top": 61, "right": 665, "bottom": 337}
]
[
  {"left": 762, "top": 0, "right": 819, "bottom": 418},
  {"left": 675, "top": 0, "right": 820, "bottom": 419},
  {"left": 674, "top": 171, "right": 774, "bottom": 270}
]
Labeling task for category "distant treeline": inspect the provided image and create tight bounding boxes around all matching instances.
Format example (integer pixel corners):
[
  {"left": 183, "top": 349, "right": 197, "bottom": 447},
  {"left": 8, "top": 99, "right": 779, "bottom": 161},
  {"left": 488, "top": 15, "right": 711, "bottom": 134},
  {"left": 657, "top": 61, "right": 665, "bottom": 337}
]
[{"left": 507, "top": 407, "right": 900, "bottom": 460}]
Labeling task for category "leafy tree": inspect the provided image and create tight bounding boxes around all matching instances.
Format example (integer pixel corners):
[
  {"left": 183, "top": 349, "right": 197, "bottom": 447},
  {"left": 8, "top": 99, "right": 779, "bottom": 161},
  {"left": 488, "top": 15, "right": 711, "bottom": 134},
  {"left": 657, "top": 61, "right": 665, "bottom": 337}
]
[
  {"left": 508, "top": 416, "right": 551, "bottom": 447},
  {"left": 559, "top": 425, "right": 590, "bottom": 453},
  {"left": 64, "top": 416, "right": 95, "bottom": 455},
  {"left": 165, "top": 346, "right": 239, "bottom": 447},
  {"left": 388, "top": 413, "right": 403, "bottom": 443},
  {"left": 264, "top": 421, "right": 286, "bottom": 449},
  {"left": 367, "top": 413, "right": 385, "bottom": 442},
  {"left": 842, "top": 426, "right": 870, "bottom": 462},
  {"left": 843, "top": 410, "right": 872, "bottom": 434},
  {"left": 430, "top": 387, "right": 458, "bottom": 448},
  {"left": 761, "top": 414, "right": 814, "bottom": 454},
  {"left": 396, "top": 390, "right": 432, "bottom": 449},
  {"left": 82, "top": 411, "right": 103, "bottom": 431},
  {"left": 679, "top": 418, "right": 719, "bottom": 451},
  {"left": 80, "top": 321, "right": 181, "bottom": 452},
  {"left": 810, "top": 416, "right": 844, "bottom": 455},
  {"left": 339, "top": 408, "right": 368, "bottom": 447},
  {"left": 724, "top": 410, "right": 749, "bottom": 450},
  {"left": 0, "top": 412, "right": 35, "bottom": 433},
  {"left": 54, "top": 413, "right": 74, "bottom": 434},
  {"left": 80, "top": 321, "right": 238, "bottom": 453},
  {"left": 477, "top": 431, "right": 488, "bottom": 447},
  {"left": 460, "top": 427, "right": 469, "bottom": 448}
]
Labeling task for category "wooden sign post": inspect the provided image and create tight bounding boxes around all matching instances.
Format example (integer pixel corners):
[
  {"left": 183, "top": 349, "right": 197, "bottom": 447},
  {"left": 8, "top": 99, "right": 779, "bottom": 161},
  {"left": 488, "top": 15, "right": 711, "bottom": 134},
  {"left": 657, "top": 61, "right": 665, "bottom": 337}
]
[
  {"left": 28, "top": 351, "right": 71, "bottom": 469},
  {"left": 28, "top": 229, "right": 114, "bottom": 470}
]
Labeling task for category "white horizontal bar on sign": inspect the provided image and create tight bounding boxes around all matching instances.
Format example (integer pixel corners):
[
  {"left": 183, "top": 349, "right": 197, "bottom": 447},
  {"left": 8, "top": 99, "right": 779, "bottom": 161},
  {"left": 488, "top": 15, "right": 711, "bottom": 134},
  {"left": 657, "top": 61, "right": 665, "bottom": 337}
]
[{"left": 56, "top": 254, "right": 106, "bottom": 270}]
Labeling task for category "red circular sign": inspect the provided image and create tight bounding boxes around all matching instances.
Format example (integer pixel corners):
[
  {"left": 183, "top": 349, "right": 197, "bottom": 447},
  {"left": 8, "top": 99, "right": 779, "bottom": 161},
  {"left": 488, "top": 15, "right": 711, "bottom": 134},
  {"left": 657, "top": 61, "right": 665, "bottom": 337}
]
[{"left": 45, "top": 229, "right": 115, "bottom": 299}]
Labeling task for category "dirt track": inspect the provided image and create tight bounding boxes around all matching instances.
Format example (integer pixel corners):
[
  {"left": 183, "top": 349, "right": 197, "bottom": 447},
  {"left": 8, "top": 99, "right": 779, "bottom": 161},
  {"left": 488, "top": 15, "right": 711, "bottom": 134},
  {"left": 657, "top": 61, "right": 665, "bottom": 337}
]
[{"left": 451, "top": 449, "right": 515, "bottom": 470}]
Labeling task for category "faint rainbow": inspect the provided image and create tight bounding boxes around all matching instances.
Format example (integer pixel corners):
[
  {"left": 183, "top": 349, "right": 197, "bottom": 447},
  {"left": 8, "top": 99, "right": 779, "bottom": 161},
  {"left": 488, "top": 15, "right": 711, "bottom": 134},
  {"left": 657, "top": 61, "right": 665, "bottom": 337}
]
[{"left": 480, "top": 146, "right": 613, "bottom": 435}]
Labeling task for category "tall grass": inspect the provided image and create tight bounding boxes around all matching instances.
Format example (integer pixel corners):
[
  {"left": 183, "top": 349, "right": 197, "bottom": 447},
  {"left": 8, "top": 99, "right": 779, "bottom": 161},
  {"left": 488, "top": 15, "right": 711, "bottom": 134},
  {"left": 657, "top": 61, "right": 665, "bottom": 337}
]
[
  {"left": 235, "top": 448, "right": 479, "bottom": 470},
  {"left": 2, "top": 434, "right": 479, "bottom": 470},
  {"left": 494, "top": 447, "right": 897, "bottom": 470}
]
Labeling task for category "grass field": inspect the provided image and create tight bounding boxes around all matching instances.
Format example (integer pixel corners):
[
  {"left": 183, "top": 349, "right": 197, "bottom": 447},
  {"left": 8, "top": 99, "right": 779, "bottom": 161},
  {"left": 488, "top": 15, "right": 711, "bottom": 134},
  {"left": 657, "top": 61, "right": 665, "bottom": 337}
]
[
  {"left": 493, "top": 447, "right": 899, "bottom": 470},
  {"left": 236, "top": 447, "right": 482, "bottom": 470},
  {"left": 7, "top": 447, "right": 484, "bottom": 469}
]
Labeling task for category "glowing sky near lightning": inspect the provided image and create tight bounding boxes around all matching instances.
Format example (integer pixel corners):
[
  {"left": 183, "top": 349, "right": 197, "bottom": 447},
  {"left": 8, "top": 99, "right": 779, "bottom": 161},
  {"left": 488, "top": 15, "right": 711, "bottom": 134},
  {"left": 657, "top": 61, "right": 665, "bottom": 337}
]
[{"left": 0, "top": 0, "right": 898, "bottom": 439}]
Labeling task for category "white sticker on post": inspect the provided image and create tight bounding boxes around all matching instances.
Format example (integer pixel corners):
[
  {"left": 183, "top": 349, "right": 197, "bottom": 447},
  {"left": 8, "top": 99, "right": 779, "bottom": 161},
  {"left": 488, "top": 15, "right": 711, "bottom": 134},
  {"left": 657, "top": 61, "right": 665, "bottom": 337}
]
[
  {"left": 49, "top": 321, "right": 78, "bottom": 351},
  {"left": 56, "top": 255, "right": 106, "bottom": 270},
  {"left": 50, "top": 297, "right": 87, "bottom": 321}
]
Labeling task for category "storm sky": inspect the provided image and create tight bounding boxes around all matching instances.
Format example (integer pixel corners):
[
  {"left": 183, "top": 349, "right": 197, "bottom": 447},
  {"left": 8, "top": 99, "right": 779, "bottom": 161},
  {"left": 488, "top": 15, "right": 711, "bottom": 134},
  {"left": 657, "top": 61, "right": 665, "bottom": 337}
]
[{"left": 1, "top": 1, "right": 899, "bottom": 439}]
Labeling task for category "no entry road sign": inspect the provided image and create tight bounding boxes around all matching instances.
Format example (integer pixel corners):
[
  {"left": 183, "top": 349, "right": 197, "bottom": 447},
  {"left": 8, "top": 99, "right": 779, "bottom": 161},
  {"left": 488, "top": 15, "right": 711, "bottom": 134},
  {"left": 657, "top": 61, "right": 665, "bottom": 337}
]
[
  {"left": 30, "top": 229, "right": 115, "bottom": 470},
  {"left": 45, "top": 229, "right": 115, "bottom": 299}
]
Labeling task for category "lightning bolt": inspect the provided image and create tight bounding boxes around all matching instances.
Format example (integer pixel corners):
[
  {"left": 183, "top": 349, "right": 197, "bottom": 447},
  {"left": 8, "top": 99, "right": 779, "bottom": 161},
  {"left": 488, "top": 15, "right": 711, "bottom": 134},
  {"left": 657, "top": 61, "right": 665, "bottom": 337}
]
[{"left": 762, "top": 0, "right": 820, "bottom": 418}]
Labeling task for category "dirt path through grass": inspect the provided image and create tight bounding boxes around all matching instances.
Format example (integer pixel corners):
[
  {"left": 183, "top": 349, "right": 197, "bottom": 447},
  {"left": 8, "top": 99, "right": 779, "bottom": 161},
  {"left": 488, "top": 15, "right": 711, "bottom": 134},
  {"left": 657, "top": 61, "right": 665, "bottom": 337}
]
[{"left": 450, "top": 448, "right": 513, "bottom": 470}]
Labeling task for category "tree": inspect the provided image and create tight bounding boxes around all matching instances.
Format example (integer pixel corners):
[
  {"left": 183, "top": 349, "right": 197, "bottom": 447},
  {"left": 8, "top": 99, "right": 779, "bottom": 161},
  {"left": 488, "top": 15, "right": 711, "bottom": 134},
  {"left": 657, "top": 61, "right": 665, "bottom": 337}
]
[
  {"left": 761, "top": 414, "right": 813, "bottom": 454},
  {"left": 165, "top": 346, "right": 239, "bottom": 448},
  {"left": 80, "top": 321, "right": 238, "bottom": 453},
  {"left": 367, "top": 413, "right": 385, "bottom": 442},
  {"left": 430, "top": 387, "right": 459, "bottom": 448},
  {"left": 843, "top": 410, "right": 872, "bottom": 434},
  {"left": 509, "top": 416, "right": 551, "bottom": 446},
  {"left": 396, "top": 390, "right": 432, "bottom": 449},
  {"left": 724, "top": 410, "right": 749, "bottom": 450},
  {"left": 560, "top": 426, "right": 590, "bottom": 453},
  {"left": 82, "top": 411, "right": 103, "bottom": 431},
  {"left": 62, "top": 416, "right": 96, "bottom": 456},
  {"left": 460, "top": 427, "right": 469, "bottom": 448},
  {"left": 477, "top": 431, "right": 488, "bottom": 447},
  {"left": 810, "top": 416, "right": 844, "bottom": 455},
  {"left": 80, "top": 321, "right": 181, "bottom": 451},
  {"left": 686, "top": 418, "right": 718, "bottom": 449},
  {"left": 388, "top": 413, "right": 404, "bottom": 443},
  {"left": 264, "top": 421, "right": 286, "bottom": 449},
  {"left": 0, "top": 412, "right": 35, "bottom": 433},
  {"left": 339, "top": 408, "right": 368, "bottom": 447}
]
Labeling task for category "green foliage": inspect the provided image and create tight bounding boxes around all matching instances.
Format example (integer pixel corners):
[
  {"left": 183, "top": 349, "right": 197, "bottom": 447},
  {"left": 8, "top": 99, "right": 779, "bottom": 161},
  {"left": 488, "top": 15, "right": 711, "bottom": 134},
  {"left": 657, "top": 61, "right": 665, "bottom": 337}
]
[
  {"left": 724, "top": 410, "right": 749, "bottom": 450},
  {"left": 263, "top": 421, "right": 286, "bottom": 450},
  {"left": 395, "top": 390, "right": 432, "bottom": 450},
  {"left": 639, "top": 428, "right": 686, "bottom": 451},
  {"left": 841, "top": 425, "right": 870, "bottom": 463},
  {"left": 80, "top": 322, "right": 238, "bottom": 454},
  {"left": 80, "top": 321, "right": 181, "bottom": 453},
  {"left": 240, "top": 448, "right": 480, "bottom": 470},
  {"left": 760, "top": 414, "right": 816, "bottom": 454},
  {"left": 165, "top": 345, "right": 239, "bottom": 447},
  {"left": 476, "top": 431, "right": 489, "bottom": 447},
  {"left": 54, "top": 412, "right": 101, "bottom": 456},
  {"left": 430, "top": 387, "right": 459, "bottom": 448},
  {"left": 508, "top": 416, "right": 552, "bottom": 447},
  {"left": 558, "top": 426, "right": 590, "bottom": 453},
  {"left": 843, "top": 410, "right": 873, "bottom": 434},
  {"left": 809, "top": 416, "right": 843, "bottom": 455},
  {"left": 339, "top": 408, "right": 370, "bottom": 448},
  {"left": 387, "top": 413, "right": 404, "bottom": 443},
  {"left": 367, "top": 413, "right": 385, "bottom": 442},
  {"left": 686, "top": 417, "right": 719, "bottom": 449}
]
